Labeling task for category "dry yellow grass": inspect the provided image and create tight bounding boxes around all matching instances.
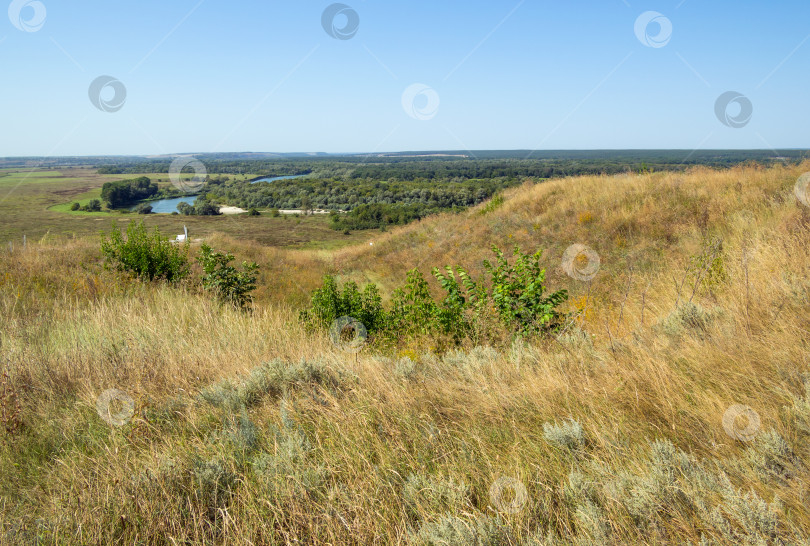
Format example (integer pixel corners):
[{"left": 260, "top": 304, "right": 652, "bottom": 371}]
[{"left": 1, "top": 163, "right": 809, "bottom": 544}]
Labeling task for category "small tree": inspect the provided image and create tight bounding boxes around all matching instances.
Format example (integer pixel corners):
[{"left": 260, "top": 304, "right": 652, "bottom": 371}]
[
  {"left": 300, "top": 194, "right": 312, "bottom": 215},
  {"left": 197, "top": 244, "right": 259, "bottom": 310},
  {"left": 70, "top": 202, "right": 80, "bottom": 211}
]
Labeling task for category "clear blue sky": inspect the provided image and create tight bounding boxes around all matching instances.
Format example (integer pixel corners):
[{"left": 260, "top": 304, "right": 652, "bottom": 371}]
[{"left": 2, "top": 0, "right": 809, "bottom": 156}]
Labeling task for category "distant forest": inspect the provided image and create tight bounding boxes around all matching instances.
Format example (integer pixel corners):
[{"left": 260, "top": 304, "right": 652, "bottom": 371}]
[
  {"left": 84, "top": 149, "right": 810, "bottom": 228},
  {"left": 90, "top": 149, "right": 809, "bottom": 179}
]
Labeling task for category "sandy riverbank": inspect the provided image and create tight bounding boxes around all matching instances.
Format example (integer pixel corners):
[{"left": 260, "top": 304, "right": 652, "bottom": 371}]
[{"left": 219, "top": 206, "right": 248, "bottom": 215}]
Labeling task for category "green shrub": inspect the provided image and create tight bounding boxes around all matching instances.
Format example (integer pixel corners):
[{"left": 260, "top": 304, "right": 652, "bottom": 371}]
[
  {"left": 70, "top": 202, "right": 80, "bottom": 211},
  {"left": 197, "top": 244, "right": 259, "bottom": 310},
  {"left": 248, "top": 207, "right": 260, "bottom": 216},
  {"left": 299, "top": 275, "right": 385, "bottom": 334},
  {"left": 389, "top": 269, "right": 442, "bottom": 338},
  {"left": 484, "top": 246, "right": 568, "bottom": 334},
  {"left": 300, "top": 245, "right": 568, "bottom": 347},
  {"left": 83, "top": 199, "right": 102, "bottom": 212},
  {"left": 479, "top": 194, "right": 504, "bottom": 215},
  {"left": 100, "top": 220, "right": 190, "bottom": 282}
]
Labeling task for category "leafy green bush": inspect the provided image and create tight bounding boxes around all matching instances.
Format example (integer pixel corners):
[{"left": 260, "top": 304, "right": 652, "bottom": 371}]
[
  {"left": 197, "top": 244, "right": 258, "bottom": 309},
  {"left": 483, "top": 246, "right": 568, "bottom": 334},
  {"left": 100, "top": 220, "right": 190, "bottom": 282},
  {"left": 299, "top": 276, "right": 385, "bottom": 334},
  {"left": 70, "top": 202, "right": 80, "bottom": 211},
  {"left": 389, "top": 269, "right": 442, "bottom": 338}
]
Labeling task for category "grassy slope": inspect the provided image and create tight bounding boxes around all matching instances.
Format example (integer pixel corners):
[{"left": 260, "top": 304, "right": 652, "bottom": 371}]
[{"left": 1, "top": 163, "right": 809, "bottom": 544}]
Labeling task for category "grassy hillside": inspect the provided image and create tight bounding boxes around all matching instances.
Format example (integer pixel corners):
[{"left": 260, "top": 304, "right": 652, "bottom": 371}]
[{"left": 1, "top": 163, "right": 809, "bottom": 544}]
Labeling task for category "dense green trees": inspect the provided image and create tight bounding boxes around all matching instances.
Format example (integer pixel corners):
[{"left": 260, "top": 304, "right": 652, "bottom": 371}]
[
  {"left": 198, "top": 176, "right": 515, "bottom": 217},
  {"left": 330, "top": 203, "right": 459, "bottom": 230},
  {"left": 92, "top": 150, "right": 809, "bottom": 179},
  {"left": 177, "top": 198, "right": 221, "bottom": 216},
  {"left": 101, "top": 177, "right": 159, "bottom": 208}
]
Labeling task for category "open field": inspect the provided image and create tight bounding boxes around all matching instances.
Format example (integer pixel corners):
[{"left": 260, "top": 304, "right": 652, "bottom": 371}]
[
  {"left": 1, "top": 162, "right": 809, "bottom": 544},
  {"left": 0, "top": 168, "right": 369, "bottom": 249}
]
